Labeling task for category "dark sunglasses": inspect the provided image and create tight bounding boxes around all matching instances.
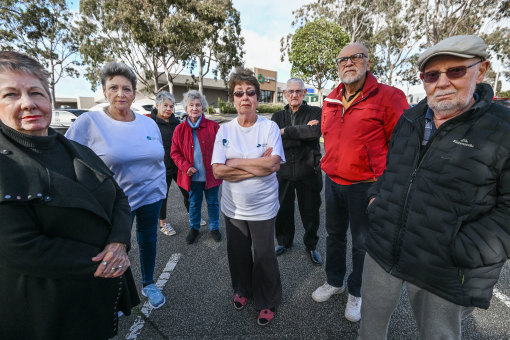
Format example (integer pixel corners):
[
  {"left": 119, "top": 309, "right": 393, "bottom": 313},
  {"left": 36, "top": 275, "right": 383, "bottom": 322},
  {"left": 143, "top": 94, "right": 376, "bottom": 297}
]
[
  {"left": 233, "top": 89, "right": 257, "bottom": 98},
  {"left": 420, "top": 60, "right": 482, "bottom": 83}
]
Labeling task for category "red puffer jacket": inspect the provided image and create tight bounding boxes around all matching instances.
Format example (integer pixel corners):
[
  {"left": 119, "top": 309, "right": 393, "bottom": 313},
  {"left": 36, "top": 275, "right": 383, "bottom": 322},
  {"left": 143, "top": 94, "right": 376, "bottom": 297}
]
[
  {"left": 321, "top": 72, "right": 408, "bottom": 185},
  {"left": 170, "top": 116, "right": 222, "bottom": 192}
]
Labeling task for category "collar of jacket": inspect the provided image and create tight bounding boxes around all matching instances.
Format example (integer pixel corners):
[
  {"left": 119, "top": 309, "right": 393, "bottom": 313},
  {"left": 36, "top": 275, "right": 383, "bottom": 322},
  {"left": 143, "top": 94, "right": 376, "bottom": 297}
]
[
  {"left": 0, "top": 127, "right": 114, "bottom": 222},
  {"left": 403, "top": 83, "right": 494, "bottom": 125},
  {"left": 328, "top": 72, "right": 378, "bottom": 103},
  {"left": 285, "top": 100, "right": 308, "bottom": 114},
  {"left": 151, "top": 112, "right": 180, "bottom": 126},
  {"left": 183, "top": 114, "right": 208, "bottom": 129}
]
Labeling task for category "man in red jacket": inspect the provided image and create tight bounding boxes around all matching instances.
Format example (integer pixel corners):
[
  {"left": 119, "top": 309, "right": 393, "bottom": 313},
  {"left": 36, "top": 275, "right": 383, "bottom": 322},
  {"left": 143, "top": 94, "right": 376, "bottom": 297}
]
[{"left": 311, "top": 42, "right": 408, "bottom": 322}]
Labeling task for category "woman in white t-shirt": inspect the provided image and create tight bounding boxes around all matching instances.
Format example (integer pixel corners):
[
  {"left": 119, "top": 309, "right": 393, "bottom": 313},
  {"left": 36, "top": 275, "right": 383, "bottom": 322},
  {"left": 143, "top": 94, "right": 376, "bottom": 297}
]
[
  {"left": 66, "top": 62, "right": 167, "bottom": 310},
  {"left": 211, "top": 68, "right": 285, "bottom": 327}
]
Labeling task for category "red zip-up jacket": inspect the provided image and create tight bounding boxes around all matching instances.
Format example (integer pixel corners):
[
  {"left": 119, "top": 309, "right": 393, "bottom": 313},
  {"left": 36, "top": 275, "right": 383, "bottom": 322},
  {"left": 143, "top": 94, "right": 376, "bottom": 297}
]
[
  {"left": 321, "top": 72, "right": 408, "bottom": 185},
  {"left": 170, "top": 116, "right": 222, "bottom": 192}
]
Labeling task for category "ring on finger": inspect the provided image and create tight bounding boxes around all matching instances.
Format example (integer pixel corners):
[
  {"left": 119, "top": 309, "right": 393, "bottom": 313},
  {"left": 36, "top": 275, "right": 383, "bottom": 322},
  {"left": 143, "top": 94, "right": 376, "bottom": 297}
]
[{"left": 102, "top": 261, "right": 108, "bottom": 266}]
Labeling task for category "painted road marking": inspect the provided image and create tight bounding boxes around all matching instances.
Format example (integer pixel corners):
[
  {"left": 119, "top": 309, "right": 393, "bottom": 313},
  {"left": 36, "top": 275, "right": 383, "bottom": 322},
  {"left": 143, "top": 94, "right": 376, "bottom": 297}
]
[
  {"left": 494, "top": 288, "right": 510, "bottom": 309},
  {"left": 125, "top": 253, "right": 182, "bottom": 340}
]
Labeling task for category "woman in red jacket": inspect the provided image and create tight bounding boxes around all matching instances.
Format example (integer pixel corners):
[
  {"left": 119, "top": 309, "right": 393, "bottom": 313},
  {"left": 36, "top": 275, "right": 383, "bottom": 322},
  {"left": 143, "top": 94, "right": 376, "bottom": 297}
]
[{"left": 170, "top": 90, "right": 222, "bottom": 244}]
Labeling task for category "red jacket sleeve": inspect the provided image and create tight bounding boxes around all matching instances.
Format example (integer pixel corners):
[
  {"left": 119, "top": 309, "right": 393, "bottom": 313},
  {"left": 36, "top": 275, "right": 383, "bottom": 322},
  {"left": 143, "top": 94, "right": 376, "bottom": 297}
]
[
  {"left": 170, "top": 124, "right": 193, "bottom": 172},
  {"left": 384, "top": 89, "right": 409, "bottom": 143}
]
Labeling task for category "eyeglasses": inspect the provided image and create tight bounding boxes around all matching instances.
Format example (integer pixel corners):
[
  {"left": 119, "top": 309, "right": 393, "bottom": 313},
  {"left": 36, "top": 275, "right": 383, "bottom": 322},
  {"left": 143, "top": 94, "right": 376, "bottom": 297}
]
[
  {"left": 233, "top": 89, "right": 257, "bottom": 98},
  {"left": 336, "top": 53, "right": 368, "bottom": 66},
  {"left": 286, "top": 89, "right": 304, "bottom": 95},
  {"left": 420, "top": 60, "right": 482, "bottom": 83}
]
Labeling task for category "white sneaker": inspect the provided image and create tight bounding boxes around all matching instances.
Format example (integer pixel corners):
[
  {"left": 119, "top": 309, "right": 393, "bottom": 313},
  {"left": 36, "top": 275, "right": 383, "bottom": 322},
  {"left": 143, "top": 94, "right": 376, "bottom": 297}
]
[
  {"left": 200, "top": 219, "right": 207, "bottom": 226},
  {"left": 344, "top": 294, "right": 362, "bottom": 322},
  {"left": 159, "top": 222, "right": 176, "bottom": 236},
  {"left": 312, "top": 282, "right": 345, "bottom": 302}
]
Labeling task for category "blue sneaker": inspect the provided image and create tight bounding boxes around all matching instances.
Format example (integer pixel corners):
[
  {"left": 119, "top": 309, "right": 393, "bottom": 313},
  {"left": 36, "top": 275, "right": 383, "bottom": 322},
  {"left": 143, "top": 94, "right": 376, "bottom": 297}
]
[{"left": 142, "top": 284, "right": 165, "bottom": 309}]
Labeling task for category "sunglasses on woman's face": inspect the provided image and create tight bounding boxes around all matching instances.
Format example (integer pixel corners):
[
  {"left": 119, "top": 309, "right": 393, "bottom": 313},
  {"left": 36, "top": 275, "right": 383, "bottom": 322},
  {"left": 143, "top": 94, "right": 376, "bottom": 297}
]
[
  {"left": 420, "top": 60, "right": 482, "bottom": 83},
  {"left": 233, "top": 89, "right": 257, "bottom": 98}
]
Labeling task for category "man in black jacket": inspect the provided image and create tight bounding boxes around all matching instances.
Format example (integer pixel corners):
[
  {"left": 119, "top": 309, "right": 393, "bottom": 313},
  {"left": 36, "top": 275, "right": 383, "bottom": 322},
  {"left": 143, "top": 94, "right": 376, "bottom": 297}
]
[
  {"left": 359, "top": 35, "right": 510, "bottom": 339},
  {"left": 271, "top": 78, "right": 323, "bottom": 265}
]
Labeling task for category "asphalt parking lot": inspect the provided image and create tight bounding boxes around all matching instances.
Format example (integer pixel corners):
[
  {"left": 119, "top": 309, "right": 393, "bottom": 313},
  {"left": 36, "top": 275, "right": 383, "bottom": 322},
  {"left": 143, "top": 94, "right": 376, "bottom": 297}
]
[{"left": 113, "top": 174, "right": 510, "bottom": 340}]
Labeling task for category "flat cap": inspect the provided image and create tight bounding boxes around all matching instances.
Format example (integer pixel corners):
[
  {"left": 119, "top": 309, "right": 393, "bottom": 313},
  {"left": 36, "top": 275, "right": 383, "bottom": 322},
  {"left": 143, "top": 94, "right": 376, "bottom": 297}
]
[{"left": 417, "top": 35, "right": 488, "bottom": 71}]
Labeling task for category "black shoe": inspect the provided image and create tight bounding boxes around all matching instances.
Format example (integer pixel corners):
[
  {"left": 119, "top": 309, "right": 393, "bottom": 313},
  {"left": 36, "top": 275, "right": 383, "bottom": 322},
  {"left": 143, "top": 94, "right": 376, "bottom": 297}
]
[
  {"left": 309, "top": 249, "right": 323, "bottom": 265},
  {"left": 275, "top": 245, "right": 287, "bottom": 256},
  {"left": 186, "top": 228, "right": 199, "bottom": 244},
  {"left": 210, "top": 229, "right": 222, "bottom": 242}
]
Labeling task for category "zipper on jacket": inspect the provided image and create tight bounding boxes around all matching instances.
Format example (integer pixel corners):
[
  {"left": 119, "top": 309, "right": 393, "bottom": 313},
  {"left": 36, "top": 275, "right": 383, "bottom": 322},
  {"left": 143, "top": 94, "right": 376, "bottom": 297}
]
[
  {"left": 390, "top": 118, "right": 449, "bottom": 271},
  {"left": 340, "top": 88, "right": 375, "bottom": 119}
]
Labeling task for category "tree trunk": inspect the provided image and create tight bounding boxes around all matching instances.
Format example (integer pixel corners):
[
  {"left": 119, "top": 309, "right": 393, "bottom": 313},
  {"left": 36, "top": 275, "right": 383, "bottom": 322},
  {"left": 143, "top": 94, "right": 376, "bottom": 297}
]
[
  {"left": 50, "top": 62, "right": 56, "bottom": 108},
  {"left": 198, "top": 56, "right": 204, "bottom": 95}
]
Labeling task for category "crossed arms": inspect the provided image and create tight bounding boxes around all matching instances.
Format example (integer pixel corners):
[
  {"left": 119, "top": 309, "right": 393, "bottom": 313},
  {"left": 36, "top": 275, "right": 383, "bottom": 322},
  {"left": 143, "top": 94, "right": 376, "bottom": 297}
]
[{"left": 212, "top": 147, "right": 281, "bottom": 182}]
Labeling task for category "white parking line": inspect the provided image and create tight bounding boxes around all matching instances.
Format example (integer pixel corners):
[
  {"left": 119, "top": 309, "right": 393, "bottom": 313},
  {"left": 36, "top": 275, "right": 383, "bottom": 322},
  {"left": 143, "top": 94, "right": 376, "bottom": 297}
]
[
  {"left": 494, "top": 288, "right": 510, "bottom": 309},
  {"left": 125, "top": 253, "right": 182, "bottom": 340}
]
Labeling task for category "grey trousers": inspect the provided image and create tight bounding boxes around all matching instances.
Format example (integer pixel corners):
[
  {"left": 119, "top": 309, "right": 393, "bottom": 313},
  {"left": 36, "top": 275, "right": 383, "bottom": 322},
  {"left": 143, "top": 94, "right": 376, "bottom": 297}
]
[
  {"left": 225, "top": 215, "right": 282, "bottom": 310},
  {"left": 358, "top": 254, "right": 474, "bottom": 340}
]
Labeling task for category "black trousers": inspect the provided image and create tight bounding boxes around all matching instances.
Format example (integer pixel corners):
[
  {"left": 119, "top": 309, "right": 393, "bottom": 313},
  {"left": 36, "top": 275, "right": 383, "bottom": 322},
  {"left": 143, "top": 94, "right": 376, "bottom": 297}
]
[
  {"left": 275, "top": 174, "right": 323, "bottom": 250},
  {"left": 225, "top": 215, "right": 282, "bottom": 310},
  {"left": 159, "top": 172, "right": 190, "bottom": 220},
  {"left": 325, "top": 176, "right": 372, "bottom": 297}
]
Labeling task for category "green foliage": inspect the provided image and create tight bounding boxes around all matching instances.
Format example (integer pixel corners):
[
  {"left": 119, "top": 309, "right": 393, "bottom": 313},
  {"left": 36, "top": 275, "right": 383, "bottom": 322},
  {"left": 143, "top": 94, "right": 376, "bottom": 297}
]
[
  {"left": 282, "top": 19, "right": 349, "bottom": 105},
  {"left": 187, "top": 1, "right": 245, "bottom": 94},
  {"left": 257, "top": 104, "right": 285, "bottom": 113},
  {"left": 290, "top": 0, "right": 510, "bottom": 86},
  {"left": 497, "top": 90, "right": 510, "bottom": 98},
  {"left": 217, "top": 98, "right": 237, "bottom": 113},
  {"left": 0, "top": 0, "right": 80, "bottom": 106},
  {"left": 76, "top": 0, "right": 243, "bottom": 95}
]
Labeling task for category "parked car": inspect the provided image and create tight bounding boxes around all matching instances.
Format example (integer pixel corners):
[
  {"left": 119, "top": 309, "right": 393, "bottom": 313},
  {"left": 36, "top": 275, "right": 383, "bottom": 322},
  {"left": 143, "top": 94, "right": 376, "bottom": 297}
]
[
  {"left": 87, "top": 102, "right": 153, "bottom": 116},
  {"left": 493, "top": 97, "right": 510, "bottom": 108},
  {"left": 173, "top": 102, "right": 187, "bottom": 122},
  {"left": 50, "top": 109, "right": 87, "bottom": 128}
]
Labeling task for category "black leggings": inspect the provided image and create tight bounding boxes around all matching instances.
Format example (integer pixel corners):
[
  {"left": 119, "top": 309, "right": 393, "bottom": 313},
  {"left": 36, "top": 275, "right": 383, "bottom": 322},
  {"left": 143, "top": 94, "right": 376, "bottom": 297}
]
[{"left": 159, "top": 172, "right": 190, "bottom": 220}]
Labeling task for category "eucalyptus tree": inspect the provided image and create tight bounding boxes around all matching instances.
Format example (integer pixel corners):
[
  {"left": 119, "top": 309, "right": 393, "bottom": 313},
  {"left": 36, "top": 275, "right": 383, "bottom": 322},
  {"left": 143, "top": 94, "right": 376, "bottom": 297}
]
[
  {"left": 76, "top": 0, "right": 244, "bottom": 96},
  {"left": 187, "top": 0, "right": 244, "bottom": 94},
  {"left": 0, "top": 0, "right": 80, "bottom": 106},
  {"left": 281, "top": 19, "right": 350, "bottom": 106}
]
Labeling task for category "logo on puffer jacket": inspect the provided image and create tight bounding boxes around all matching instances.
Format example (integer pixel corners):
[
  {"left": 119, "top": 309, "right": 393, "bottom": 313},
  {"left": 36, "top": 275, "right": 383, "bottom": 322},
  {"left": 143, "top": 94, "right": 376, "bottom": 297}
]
[
  {"left": 146, "top": 136, "right": 158, "bottom": 140},
  {"left": 222, "top": 138, "right": 230, "bottom": 147},
  {"left": 453, "top": 138, "right": 474, "bottom": 148},
  {"left": 257, "top": 143, "right": 267, "bottom": 148}
]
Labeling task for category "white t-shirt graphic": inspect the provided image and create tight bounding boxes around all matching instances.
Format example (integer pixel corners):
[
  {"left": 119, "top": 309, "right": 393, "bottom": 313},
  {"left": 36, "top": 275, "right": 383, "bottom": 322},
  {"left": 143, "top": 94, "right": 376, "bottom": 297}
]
[{"left": 211, "top": 116, "right": 285, "bottom": 221}]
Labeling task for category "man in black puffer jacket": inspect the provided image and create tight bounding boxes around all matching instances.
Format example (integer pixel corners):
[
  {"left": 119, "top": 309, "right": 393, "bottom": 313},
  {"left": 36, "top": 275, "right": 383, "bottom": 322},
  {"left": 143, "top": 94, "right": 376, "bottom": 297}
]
[
  {"left": 271, "top": 78, "right": 323, "bottom": 265},
  {"left": 359, "top": 35, "right": 510, "bottom": 339}
]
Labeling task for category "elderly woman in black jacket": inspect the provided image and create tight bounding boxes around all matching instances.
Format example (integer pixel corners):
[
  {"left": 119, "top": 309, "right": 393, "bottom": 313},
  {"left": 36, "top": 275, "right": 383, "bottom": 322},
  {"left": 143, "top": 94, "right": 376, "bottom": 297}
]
[
  {"left": 150, "top": 91, "right": 190, "bottom": 235},
  {"left": 0, "top": 51, "right": 139, "bottom": 340}
]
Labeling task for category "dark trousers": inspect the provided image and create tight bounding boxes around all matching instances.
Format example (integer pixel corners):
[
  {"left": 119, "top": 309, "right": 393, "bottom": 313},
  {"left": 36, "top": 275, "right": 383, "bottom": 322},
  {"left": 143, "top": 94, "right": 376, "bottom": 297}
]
[
  {"left": 159, "top": 172, "right": 189, "bottom": 220},
  {"left": 275, "top": 174, "right": 322, "bottom": 250},
  {"left": 325, "top": 175, "right": 371, "bottom": 297},
  {"left": 225, "top": 215, "right": 282, "bottom": 310}
]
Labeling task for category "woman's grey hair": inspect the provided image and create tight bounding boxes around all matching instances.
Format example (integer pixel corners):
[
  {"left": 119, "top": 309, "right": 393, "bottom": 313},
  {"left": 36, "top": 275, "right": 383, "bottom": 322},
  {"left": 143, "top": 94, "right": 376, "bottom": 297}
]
[
  {"left": 0, "top": 51, "right": 51, "bottom": 99},
  {"left": 182, "top": 90, "right": 208, "bottom": 113},
  {"left": 286, "top": 78, "right": 305, "bottom": 90},
  {"left": 100, "top": 62, "right": 137, "bottom": 90},
  {"left": 155, "top": 91, "right": 175, "bottom": 106}
]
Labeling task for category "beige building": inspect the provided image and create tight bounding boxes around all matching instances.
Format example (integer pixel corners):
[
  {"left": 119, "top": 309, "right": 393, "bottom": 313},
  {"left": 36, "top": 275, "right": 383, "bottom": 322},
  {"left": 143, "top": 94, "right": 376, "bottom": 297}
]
[{"left": 54, "top": 67, "right": 330, "bottom": 109}]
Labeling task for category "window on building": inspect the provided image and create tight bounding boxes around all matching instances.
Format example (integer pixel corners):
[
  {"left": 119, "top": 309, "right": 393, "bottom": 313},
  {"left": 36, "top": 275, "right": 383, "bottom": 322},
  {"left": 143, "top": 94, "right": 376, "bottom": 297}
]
[
  {"left": 277, "top": 91, "right": 283, "bottom": 103},
  {"left": 260, "top": 90, "right": 274, "bottom": 103}
]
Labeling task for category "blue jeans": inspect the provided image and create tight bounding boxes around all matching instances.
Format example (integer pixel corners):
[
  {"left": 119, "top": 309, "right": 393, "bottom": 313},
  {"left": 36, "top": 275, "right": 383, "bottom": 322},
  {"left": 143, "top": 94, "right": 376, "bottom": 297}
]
[
  {"left": 325, "top": 176, "right": 372, "bottom": 297},
  {"left": 189, "top": 182, "right": 220, "bottom": 231},
  {"left": 131, "top": 200, "right": 163, "bottom": 286}
]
